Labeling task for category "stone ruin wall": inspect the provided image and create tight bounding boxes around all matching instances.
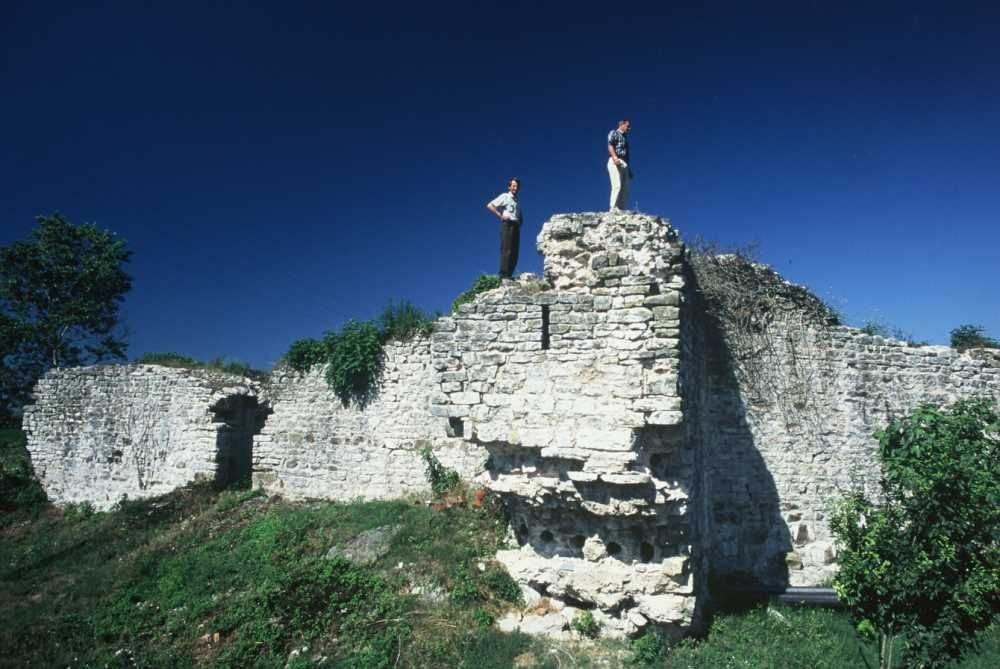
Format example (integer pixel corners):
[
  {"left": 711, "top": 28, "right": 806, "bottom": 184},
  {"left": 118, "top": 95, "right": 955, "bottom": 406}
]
[
  {"left": 252, "top": 338, "right": 486, "bottom": 500},
  {"left": 22, "top": 365, "right": 267, "bottom": 510},
  {"left": 431, "top": 212, "right": 706, "bottom": 638},
  {"left": 19, "top": 210, "right": 1000, "bottom": 639},
  {"left": 704, "top": 316, "right": 1000, "bottom": 590}
]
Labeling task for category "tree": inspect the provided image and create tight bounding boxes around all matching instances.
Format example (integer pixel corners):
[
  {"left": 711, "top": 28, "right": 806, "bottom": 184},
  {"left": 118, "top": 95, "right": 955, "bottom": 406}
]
[
  {"left": 0, "top": 214, "right": 132, "bottom": 414},
  {"left": 950, "top": 324, "right": 999, "bottom": 352},
  {"left": 831, "top": 399, "right": 1000, "bottom": 668}
]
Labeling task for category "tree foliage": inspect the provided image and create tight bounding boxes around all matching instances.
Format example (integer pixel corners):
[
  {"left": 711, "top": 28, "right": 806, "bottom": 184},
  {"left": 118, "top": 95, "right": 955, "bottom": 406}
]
[
  {"left": 950, "top": 324, "right": 999, "bottom": 352},
  {"left": 831, "top": 399, "right": 1000, "bottom": 668},
  {"left": 0, "top": 214, "right": 132, "bottom": 412}
]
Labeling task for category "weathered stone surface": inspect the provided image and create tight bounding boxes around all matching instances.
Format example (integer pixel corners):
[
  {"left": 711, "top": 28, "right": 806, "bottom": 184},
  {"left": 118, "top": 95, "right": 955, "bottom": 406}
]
[
  {"left": 253, "top": 339, "right": 487, "bottom": 501},
  {"left": 23, "top": 365, "right": 268, "bottom": 510}
]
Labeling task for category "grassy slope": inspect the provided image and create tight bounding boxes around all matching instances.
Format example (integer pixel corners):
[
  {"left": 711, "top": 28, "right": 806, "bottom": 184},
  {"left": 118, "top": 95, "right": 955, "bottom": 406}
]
[
  {"left": 0, "top": 447, "right": 997, "bottom": 667},
  {"left": 0, "top": 483, "right": 551, "bottom": 668}
]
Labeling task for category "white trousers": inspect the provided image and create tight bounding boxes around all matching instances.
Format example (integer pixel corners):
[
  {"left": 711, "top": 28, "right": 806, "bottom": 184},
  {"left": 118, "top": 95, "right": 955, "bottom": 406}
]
[{"left": 607, "top": 158, "right": 631, "bottom": 210}]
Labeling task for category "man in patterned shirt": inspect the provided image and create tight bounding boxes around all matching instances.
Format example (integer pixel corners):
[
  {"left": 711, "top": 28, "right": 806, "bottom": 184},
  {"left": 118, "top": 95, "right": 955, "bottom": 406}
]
[
  {"left": 607, "top": 118, "right": 632, "bottom": 211},
  {"left": 486, "top": 177, "right": 523, "bottom": 279}
]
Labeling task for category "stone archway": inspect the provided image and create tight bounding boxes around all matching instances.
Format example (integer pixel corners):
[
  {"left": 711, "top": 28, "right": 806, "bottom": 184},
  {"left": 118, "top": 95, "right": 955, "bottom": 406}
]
[{"left": 211, "top": 395, "right": 271, "bottom": 488}]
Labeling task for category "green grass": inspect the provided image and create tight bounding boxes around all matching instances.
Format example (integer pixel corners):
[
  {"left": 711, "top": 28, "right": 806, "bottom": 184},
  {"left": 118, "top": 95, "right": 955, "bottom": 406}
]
[
  {"left": 0, "top": 482, "right": 546, "bottom": 668},
  {"left": 645, "top": 605, "right": 999, "bottom": 669},
  {"left": 0, "top": 474, "right": 996, "bottom": 668}
]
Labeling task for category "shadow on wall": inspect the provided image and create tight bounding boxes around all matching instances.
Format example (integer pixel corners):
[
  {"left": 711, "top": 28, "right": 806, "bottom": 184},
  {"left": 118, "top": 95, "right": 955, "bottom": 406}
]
[
  {"left": 211, "top": 396, "right": 272, "bottom": 488},
  {"left": 684, "top": 266, "right": 792, "bottom": 605}
]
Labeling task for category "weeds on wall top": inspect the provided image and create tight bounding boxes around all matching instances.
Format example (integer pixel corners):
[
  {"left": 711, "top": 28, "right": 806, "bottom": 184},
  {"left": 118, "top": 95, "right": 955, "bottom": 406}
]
[
  {"left": 451, "top": 274, "right": 502, "bottom": 313},
  {"left": 950, "top": 324, "right": 1000, "bottom": 352},
  {"left": 857, "top": 320, "right": 928, "bottom": 347},
  {"left": 135, "top": 352, "right": 269, "bottom": 381},
  {"left": 284, "top": 300, "right": 436, "bottom": 408}
]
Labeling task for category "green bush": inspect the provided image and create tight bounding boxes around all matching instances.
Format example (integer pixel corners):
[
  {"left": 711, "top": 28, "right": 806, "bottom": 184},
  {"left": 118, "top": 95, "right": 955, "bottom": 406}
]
[
  {"left": 0, "top": 429, "right": 47, "bottom": 512},
  {"left": 283, "top": 300, "right": 435, "bottom": 407},
  {"left": 452, "top": 274, "right": 502, "bottom": 313},
  {"left": 473, "top": 608, "right": 495, "bottom": 628},
  {"left": 628, "top": 628, "right": 667, "bottom": 665},
  {"left": 284, "top": 338, "right": 327, "bottom": 373},
  {"left": 951, "top": 324, "right": 1000, "bottom": 352},
  {"left": 482, "top": 565, "right": 521, "bottom": 604},
  {"left": 420, "top": 447, "right": 460, "bottom": 496},
  {"left": 378, "top": 300, "right": 435, "bottom": 341},
  {"left": 831, "top": 399, "right": 1000, "bottom": 668},
  {"left": 571, "top": 609, "right": 600, "bottom": 639},
  {"left": 324, "top": 320, "right": 385, "bottom": 408},
  {"left": 449, "top": 564, "right": 482, "bottom": 604}
]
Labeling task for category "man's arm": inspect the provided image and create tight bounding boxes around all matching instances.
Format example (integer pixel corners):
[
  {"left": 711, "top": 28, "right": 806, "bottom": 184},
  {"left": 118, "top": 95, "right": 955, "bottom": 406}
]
[
  {"left": 487, "top": 201, "right": 504, "bottom": 220},
  {"left": 608, "top": 141, "right": 621, "bottom": 165}
]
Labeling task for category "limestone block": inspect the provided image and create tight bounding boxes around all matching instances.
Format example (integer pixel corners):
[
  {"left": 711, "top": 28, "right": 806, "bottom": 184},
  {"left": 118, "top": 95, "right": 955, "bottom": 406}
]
[
  {"left": 583, "top": 536, "right": 607, "bottom": 561},
  {"left": 449, "top": 391, "right": 480, "bottom": 405},
  {"left": 646, "top": 411, "right": 683, "bottom": 425},
  {"left": 635, "top": 593, "right": 695, "bottom": 624},
  {"left": 607, "top": 308, "right": 653, "bottom": 324},
  {"left": 519, "top": 613, "right": 569, "bottom": 639},
  {"left": 632, "top": 397, "right": 682, "bottom": 413}
]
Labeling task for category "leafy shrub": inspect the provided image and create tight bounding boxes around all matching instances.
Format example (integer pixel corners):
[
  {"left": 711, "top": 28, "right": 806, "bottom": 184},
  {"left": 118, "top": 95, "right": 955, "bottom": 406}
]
[
  {"left": 420, "top": 447, "right": 460, "bottom": 496},
  {"left": 451, "top": 274, "right": 502, "bottom": 313},
  {"left": 951, "top": 324, "right": 999, "bottom": 352},
  {"left": 831, "top": 398, "right": 1000, "bottom": 668},
  {"left": 473, "top": 608, "right": 495, "bottom": 628},
  {"left": 284, "top": 338, "right": 327, "bottom": 372},
  {"left": 481, "top": 565, "right": 521, "bottom": 604},
  {"left": 0, "top": 429, "right": 47, "bottom": 512},
  {"left": 628, "top": 628, "right": 667, "bottom": 665},
  {"left": 378, "top": 300, "right": 435, "bottom": 341},
  {"left": 572, "top": 609, "right": 600, "bottom": 639},
  {"left": 324, "top": 320, "right": 385, "bottom": 408},
  {"left": 62, "top": 501, "right": 95, "bottom": 522},
  {"left": 283, "top": 300, "right": 435, "bottom": 407},
  {"left": 450, "top": 565, "right": 482, "bottom": 604}
]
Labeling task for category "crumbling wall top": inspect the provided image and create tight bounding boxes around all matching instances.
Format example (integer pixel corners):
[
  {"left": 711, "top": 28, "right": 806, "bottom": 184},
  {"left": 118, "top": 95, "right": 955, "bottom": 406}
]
[{"left": 537, "top": 212, "right": 681, "bottom": 291}]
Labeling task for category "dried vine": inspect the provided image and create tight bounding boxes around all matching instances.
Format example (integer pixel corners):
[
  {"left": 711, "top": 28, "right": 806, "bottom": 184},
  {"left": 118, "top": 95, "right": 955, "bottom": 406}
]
[{"left": 687, "top": 242, "right": 841, "bottom": 424}]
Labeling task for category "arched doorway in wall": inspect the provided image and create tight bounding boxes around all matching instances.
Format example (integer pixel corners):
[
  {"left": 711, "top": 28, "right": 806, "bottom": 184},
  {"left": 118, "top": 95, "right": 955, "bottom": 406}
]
[{"left": 210, "top": 395, "right": 271, "bottom": 488}]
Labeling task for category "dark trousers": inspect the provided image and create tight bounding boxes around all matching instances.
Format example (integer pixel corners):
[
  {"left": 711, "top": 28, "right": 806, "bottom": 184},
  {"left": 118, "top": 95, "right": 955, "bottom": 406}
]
[{"left": 499, "top": 219, "right": 520, "bottom": 278}]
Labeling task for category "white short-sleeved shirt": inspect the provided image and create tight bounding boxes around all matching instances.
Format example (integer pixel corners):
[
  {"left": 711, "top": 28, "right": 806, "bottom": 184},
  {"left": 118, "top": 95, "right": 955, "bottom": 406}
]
[{"left": 489, "top": 192, "right": 522, "bottom": 222}]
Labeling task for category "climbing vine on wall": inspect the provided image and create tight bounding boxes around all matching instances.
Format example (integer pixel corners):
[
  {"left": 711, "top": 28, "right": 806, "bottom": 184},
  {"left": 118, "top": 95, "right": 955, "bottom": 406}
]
[{"left": 687, "top": 241, "right": 842, "bottom": 427}]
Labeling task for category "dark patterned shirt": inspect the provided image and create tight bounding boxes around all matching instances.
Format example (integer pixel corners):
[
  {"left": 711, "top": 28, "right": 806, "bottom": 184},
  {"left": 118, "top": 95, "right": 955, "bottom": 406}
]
[{"left": 608, "top": 128, "right": 630, "bottom": 164}]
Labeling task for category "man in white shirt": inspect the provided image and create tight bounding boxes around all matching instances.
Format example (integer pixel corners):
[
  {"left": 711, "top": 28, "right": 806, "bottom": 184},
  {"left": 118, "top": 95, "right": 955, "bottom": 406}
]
[{"left": 486, "top": 178, "right": 523, "bottom": 279}]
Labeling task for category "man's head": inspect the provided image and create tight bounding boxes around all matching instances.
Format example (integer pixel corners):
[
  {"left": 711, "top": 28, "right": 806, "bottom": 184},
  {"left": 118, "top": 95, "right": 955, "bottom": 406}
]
[
  {"left": 618, "top": 119, "right": 631, "bottom": 134},
  {"left": 508, "top": 178, "right": 520, "bottom": 194}
]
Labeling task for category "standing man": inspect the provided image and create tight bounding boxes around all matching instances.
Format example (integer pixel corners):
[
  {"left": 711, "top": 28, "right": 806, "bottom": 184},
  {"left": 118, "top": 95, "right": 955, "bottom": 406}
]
[
  {"left": 486, "top": 177, "right": 522, "bottom": 279},
  {"left": 607, "top": 118, "right": 632, "bottom": 211}
]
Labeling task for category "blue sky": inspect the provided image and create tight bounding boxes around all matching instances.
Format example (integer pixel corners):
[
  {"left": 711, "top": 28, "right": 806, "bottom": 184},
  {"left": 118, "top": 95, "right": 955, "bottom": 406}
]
[{"left": 2, "top": 1, "right": 998, "bottom": 369}]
